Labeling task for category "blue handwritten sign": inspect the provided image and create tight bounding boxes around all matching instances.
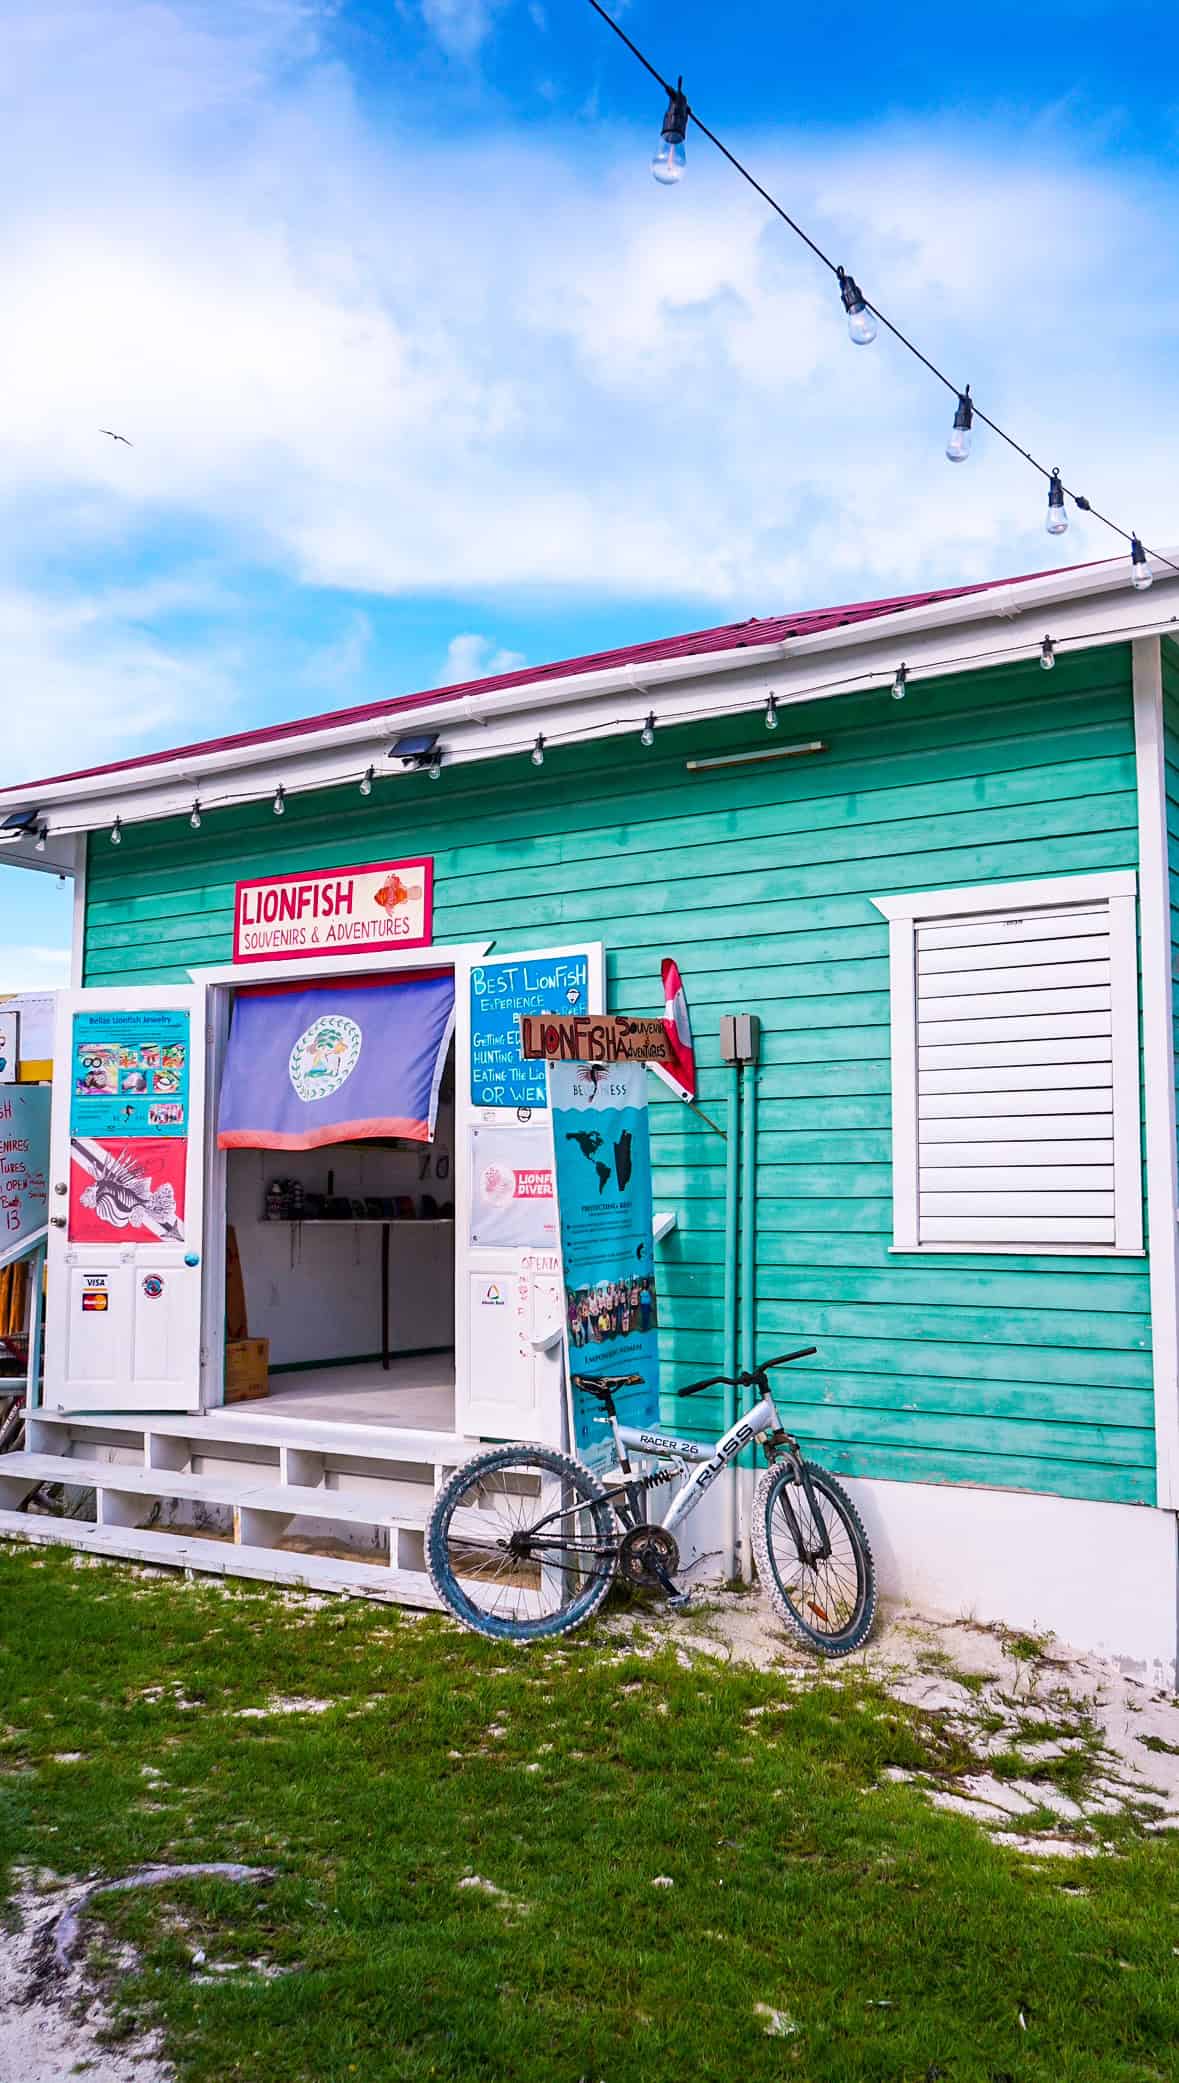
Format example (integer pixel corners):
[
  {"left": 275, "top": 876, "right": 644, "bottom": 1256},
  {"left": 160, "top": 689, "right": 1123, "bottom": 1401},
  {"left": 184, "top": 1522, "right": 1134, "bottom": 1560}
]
[
  {"left": 470, "top": 955, "right": 589, "bottom": 1109},
  {"left": 0, "top": 1085, "right": 50, "bottom": 1257}
]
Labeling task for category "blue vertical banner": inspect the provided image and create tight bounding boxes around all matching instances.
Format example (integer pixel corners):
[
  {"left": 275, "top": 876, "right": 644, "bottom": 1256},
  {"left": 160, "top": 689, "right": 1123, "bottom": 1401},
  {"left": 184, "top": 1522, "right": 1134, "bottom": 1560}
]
[{"left": 549, "top": 1060, "right": 660, "bottom": 1471}]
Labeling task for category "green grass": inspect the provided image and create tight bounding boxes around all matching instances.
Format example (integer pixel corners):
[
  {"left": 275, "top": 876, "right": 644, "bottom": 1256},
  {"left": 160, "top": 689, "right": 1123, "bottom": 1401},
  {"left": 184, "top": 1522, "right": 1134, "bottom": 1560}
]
[{"left": 2, "top": 1545, "right": 1178, "bottom": 2083}]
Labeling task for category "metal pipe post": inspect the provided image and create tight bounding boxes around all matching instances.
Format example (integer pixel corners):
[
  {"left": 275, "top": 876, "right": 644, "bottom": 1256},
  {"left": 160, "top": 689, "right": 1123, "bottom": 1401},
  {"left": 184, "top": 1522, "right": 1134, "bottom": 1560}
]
[
  {"left": 738, "top": 1057, "right": 758, "bottom": 1582},
  {"left": 722, "top": 1064, "right": 741, "bottom": 1581}
]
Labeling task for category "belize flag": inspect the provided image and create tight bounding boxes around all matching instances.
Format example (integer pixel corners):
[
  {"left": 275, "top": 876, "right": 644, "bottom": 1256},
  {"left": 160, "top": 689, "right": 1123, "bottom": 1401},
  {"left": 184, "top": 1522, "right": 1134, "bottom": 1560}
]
[
  {"left": 659, "top": 957, "right": 697, "bottom": 1102},
  {"left": 217, "top": 971, "right": 455, "bottom": 1150}
]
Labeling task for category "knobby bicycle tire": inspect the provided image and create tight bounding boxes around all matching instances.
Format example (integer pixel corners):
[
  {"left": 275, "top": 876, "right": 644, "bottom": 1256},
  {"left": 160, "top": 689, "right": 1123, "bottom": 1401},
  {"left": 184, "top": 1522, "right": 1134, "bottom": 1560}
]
[
  {"left": 752, "top": 1459, "right": 876, "bottom": 1657},
  {"left": 427, "top": 1442, "right": 620, "bottom": 1643}
]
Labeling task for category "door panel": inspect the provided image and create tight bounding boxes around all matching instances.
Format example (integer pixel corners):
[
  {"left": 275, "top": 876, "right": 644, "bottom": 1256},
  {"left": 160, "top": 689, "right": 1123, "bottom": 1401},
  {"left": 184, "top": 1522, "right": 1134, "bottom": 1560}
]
[
  {"left": 45, "top": 986, "right": 206, "bottom": 1413},
  {"left": 456, "top": 945, "right": 604, "bottom": 1449}
]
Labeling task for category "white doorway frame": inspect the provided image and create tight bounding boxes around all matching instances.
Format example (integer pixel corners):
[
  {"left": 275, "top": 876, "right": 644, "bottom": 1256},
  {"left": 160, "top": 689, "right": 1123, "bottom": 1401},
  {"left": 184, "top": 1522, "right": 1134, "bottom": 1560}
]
[{"left": 189, "top": 942, "right": 492, "bottom": 1416}]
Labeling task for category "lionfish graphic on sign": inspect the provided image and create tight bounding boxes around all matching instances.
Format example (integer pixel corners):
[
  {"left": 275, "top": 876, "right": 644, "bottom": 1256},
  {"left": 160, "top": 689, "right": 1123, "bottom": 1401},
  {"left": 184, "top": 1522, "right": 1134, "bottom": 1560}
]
[
  {"left": 289, "top": 1016, "right": 362, "bottom": 1104},
  {"left": 72, "top": 1139, "right": 183, "bottom": 1241}
]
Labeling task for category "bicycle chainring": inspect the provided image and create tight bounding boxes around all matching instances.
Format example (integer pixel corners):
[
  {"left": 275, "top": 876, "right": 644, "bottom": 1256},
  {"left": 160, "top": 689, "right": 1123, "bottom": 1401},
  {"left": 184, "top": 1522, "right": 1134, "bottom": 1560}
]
[{"left": 618, "top": 1524, "right": 681, "bottom": 1588}]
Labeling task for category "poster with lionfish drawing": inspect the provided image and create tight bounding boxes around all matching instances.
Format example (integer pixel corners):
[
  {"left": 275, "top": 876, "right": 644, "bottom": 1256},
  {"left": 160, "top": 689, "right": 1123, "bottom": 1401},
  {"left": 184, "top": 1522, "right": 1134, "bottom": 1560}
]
[{"left": 68, "top": 1138, "right": 187, "bottom": 1244}]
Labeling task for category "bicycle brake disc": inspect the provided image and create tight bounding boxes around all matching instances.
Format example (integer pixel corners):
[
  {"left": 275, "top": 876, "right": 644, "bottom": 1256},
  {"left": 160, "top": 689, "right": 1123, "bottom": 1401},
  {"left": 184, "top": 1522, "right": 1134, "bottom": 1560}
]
[{"left": 618, "top": 1524, "right": 680, "bottom": 1588}]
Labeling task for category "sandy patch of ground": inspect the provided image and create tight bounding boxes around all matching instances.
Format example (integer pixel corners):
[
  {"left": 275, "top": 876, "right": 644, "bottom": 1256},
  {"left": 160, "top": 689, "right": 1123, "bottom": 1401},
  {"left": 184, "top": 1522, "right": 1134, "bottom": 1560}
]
[
  {"left": 605, "top": 1591, "right": 1179, "bottom": 1852},
  {"left": 0, "top": 1869, "right": 171, "bottom": 2083}
]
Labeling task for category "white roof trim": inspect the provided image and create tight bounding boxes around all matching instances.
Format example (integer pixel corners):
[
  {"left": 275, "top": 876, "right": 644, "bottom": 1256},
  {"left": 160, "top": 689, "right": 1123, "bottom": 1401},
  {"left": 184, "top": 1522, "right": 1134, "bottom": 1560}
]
[{"left": 5, "top": 553, "right": 1179, "bottom": 838}]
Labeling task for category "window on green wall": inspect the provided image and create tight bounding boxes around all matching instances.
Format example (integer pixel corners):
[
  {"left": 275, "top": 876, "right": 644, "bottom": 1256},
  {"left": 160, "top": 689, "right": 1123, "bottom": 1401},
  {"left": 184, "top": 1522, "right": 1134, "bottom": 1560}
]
[{"left": 872, "top": 871, "right": 1143, "bottom": 1256}]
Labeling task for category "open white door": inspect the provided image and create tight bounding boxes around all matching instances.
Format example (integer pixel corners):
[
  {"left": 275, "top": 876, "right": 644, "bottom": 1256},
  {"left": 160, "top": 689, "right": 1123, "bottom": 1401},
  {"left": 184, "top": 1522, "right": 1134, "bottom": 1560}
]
[
  {"left": 455, "top": 944, "right": 604, "bottom": 1444},
  {"left": 44, "top": 985, "right": 206, "bottom": 1413}
]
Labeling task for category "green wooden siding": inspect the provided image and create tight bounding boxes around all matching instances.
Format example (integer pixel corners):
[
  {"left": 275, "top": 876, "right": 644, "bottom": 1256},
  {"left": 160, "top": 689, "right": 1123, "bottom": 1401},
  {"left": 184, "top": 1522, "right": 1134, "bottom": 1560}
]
[{"left": 82, "top": 643, "right": 1154, "bottom": 1505}]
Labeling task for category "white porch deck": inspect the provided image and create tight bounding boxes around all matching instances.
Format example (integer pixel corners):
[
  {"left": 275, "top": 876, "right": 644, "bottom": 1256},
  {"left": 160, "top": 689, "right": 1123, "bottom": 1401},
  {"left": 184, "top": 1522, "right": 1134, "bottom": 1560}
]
[
  {"left": 257, "top": 1352, "right": 455, "bottom": 1431},
  {"left": 0, "top": 1352, "right": 476, "bottom": 1602}
]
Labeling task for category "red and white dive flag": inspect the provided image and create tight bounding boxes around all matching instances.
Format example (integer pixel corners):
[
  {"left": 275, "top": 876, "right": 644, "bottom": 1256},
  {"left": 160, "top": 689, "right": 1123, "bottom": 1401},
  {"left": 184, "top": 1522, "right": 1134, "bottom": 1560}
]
[{"left": 660, "top": 957, "right": 697, "bottom": 1102}]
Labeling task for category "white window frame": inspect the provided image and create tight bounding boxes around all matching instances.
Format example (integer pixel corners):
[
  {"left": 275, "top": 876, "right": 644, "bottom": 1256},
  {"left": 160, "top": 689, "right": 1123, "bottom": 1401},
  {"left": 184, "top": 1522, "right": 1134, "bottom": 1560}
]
[{"left": 872, "top": 871, "right": 1144, "bottom": 1256}]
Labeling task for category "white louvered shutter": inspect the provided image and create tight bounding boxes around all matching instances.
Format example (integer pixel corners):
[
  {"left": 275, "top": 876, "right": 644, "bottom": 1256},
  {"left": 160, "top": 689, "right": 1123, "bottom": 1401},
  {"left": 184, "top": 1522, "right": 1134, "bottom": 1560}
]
[{"left": 879, "top": 881, "right": 1142, "bottom": 1253}]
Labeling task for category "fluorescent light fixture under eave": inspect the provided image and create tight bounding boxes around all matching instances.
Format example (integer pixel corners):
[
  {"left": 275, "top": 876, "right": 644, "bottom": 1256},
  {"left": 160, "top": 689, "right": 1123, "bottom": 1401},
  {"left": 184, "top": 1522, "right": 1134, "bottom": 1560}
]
[{"left": 685, "top": 741, "right": 827, "bottom": 772}]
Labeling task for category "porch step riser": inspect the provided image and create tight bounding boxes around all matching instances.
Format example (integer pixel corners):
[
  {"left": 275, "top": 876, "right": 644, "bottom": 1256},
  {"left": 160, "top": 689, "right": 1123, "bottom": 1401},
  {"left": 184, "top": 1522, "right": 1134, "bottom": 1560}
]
[
  {"left": 0, "top": 1449, "right": 454, "bottom": 1576},
  {"left": 3, "top": 1410, "right": 483, "bottom": 1602},
  {"left": 0, "top": 1508, "right": 442, "bottom": 1605}
]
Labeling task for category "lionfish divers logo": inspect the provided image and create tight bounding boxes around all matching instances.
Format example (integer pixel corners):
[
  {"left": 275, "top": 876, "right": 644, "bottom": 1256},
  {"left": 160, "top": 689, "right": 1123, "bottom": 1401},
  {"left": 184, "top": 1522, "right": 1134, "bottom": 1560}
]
[{"left": 289, "top": 1015, "right": 362, "bottom": 1104}]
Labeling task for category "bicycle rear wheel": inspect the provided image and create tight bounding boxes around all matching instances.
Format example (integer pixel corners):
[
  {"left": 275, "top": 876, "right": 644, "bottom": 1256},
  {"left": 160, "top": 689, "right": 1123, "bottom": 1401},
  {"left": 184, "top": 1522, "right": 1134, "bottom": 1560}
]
[
  {"left": 752, "top": 1460, "right": 876, "bottom": 1657},
  {"left": 427, "top": 1443, "right": 619, "bottom": 1642}
]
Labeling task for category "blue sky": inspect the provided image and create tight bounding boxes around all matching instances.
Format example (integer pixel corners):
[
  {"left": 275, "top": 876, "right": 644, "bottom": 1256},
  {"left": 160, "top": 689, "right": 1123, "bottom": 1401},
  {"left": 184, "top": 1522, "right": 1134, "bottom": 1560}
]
[{"left": 2, "top": 0, "right": 1176, "bottom": 979}]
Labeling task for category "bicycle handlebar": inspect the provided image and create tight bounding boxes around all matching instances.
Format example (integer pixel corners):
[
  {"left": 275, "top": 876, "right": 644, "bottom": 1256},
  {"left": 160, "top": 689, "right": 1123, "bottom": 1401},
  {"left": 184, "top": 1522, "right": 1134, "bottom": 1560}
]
[{"left": 677, "top": 1347, "right": 817, "bottom": 1397}]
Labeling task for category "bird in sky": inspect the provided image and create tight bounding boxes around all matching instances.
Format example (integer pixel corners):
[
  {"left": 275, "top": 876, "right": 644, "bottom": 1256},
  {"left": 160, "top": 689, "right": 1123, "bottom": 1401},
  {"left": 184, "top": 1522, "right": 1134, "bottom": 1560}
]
[{"left": 99, "top": 429, "right": 133, "bottom": 445}]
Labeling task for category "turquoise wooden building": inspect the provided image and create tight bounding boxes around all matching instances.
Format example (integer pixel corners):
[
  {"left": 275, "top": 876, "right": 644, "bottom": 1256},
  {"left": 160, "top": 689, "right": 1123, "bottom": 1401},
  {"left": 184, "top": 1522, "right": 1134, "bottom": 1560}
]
[{"left": 2, "top": 553, "right": 1177, "bottom": 1682}]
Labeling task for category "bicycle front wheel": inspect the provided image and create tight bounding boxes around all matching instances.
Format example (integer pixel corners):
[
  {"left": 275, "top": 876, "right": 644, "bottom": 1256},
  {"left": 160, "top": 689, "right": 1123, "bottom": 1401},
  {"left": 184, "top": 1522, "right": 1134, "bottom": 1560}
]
[
  {"left": 752, "top": 1460, "right": 876, "bottom": 1657},
  {"left": 427, "top": 1443, "right": 619, "bottom": 1643}
]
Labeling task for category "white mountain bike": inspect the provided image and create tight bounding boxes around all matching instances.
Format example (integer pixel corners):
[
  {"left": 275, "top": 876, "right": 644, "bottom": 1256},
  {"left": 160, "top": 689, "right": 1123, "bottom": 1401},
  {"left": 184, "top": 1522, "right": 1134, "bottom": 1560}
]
[{"left": 426, "top": 1349, "right": 876, "bottom": 1657}]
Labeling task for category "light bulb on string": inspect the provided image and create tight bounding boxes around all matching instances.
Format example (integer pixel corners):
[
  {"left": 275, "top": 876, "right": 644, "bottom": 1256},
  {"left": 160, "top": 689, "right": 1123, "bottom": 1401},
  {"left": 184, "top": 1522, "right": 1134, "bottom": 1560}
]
[
  {"left": 111, "top": 817, "right": 122, "bottom": 846},
  {"left": 34, "top": 826, "right": 47, "bottom": 853},
  {"left": 428, "top": 752, "right": 442, "bottom": 780},
  {"left": 1130, "top": 536, "right": 1154, "bottom": 591},
  {"left": 1040, "top": 636, "right": 1056, "bottom": 671},
  {"left": 651, "top": 78, "right": 688, "bottom": 185},
  {"left": 640, "top": 712, "right": 656, "bottom": 747},
  {"left": 891, "top": 664, "right": 908, "bottom": 701},
  {"left": 765, "top": 693, "right": 779, "bottom": 731},
  {"left": 946, "top": 387, "right": 973, "bottom": 463},
  {"left": 272, "top": 785, "right": 286, "bottom": 817},
  {"left": 189, "top": 800, "right": 202, "bottom": 831},
  {"left": 360, "top": 766, "right": 374, "bottom": 797},
  {"left": 1045, "top": 469, "right": 1068, "bottom": 537},
  {"left": 837, "top": 267, "right": 876, "bottom": 346},
  {"left": 531, "top": 734, "right": 545, "bottom": 768}
]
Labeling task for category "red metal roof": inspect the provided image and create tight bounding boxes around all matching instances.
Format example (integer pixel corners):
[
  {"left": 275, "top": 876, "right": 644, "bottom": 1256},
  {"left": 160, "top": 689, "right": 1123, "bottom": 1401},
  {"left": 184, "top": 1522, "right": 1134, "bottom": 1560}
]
[{"left": 11, "top": 564, "right": 1085, "bottom": 796}]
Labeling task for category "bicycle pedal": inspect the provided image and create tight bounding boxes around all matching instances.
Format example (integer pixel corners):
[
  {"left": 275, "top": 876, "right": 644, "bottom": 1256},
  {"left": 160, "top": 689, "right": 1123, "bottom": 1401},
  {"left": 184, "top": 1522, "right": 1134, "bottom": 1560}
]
[{"left": 666, "top": 1586, "right": 693, "bottom": 1611}]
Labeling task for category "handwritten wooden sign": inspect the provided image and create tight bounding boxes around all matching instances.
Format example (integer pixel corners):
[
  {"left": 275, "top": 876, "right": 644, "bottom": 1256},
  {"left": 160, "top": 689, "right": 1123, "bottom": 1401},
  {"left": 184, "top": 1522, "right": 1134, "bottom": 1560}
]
[{"left": 519, "top": 1014, "right": 672, "bottom": 1065}]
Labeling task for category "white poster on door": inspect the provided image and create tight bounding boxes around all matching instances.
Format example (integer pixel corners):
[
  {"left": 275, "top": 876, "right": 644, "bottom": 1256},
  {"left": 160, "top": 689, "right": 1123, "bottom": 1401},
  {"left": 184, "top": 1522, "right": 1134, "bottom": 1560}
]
[{"left": 469, "top": 1125, "right": 557, "bottom": 1248}]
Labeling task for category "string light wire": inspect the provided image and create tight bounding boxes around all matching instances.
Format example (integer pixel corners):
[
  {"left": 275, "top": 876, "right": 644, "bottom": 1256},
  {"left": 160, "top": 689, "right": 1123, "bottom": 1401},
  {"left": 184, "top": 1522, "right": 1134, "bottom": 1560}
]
[
  {"left": 580, "top": 0, "right": 1179, "bottom": 578},
  {"left": 41, "top": 606, "right": 1175, "bottom": 845}
]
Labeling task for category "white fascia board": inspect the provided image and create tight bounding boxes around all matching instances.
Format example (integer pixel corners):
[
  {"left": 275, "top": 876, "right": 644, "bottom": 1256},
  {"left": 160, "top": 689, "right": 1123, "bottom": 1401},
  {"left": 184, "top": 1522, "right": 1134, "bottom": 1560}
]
[
  {"left": 872, "top": 870, "right": 1138, "bottom": 921},
  {"left": 9, "top": 558, "right": 1179, "bottom": 837},
  {"left": 188, "top": 938, "right": 494, "bottom": 989}
]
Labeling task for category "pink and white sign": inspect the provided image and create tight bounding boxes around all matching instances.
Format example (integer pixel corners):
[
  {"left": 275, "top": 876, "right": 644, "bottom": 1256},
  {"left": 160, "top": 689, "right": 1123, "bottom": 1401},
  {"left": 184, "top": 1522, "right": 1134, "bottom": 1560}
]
[
  {"left": 470, "top": 1125, "right": 557, "bottom": 1249},
  {"left": 233, "top": 859, "right": 433, "bottom": 965}
]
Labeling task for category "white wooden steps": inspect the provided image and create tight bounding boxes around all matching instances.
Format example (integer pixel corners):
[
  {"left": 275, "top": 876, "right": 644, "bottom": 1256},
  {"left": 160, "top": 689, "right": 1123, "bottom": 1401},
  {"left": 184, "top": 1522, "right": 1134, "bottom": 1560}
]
[{"left": 0, "top": 1405, "right": 482, "bottom": 1604}]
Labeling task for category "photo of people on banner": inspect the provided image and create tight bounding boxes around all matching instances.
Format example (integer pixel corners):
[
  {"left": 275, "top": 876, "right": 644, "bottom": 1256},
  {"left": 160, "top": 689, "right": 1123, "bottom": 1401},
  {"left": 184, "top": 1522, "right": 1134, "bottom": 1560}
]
[{"left": 566, "top": 1275, "right": 658, "bottom": 1346}]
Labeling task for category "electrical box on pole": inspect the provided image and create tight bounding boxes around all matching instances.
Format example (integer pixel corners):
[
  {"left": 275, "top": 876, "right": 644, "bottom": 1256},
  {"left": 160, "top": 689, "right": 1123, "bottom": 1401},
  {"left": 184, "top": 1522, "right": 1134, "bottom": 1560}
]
[{"left": 719, "top": 1013, "right": 761, "bottom": 1065}]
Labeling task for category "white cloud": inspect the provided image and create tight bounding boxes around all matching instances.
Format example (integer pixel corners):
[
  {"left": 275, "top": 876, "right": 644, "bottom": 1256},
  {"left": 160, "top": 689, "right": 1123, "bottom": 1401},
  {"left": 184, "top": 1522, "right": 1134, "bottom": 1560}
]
[
  {"left": 0, "top": 581, "right": 241, "bottom": 785},
  {"left": 300, "top": 610, "right": 374, "bottom": 689},
  {"left": 419, "top": 0, "right": 508, "bottom": 59},
  {"left": 0, "top": 0, "right": 1176, "bottom": 797},
  {"left": 440, "top": 633, "right": 527, "bottom": 683},
  {"left": 0, "top": 941, "right": 72, "bottom": 991}
]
